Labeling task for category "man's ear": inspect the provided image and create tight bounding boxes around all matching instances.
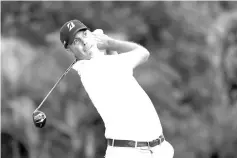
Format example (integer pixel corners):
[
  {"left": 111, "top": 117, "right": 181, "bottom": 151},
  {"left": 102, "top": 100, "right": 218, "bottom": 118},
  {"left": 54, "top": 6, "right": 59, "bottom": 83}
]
[
  {"left": 66, "top": 48, "right": 71, "bottom": 54},
  {"left": 66, "top": 48, "right": 74, "bottom": 57}
]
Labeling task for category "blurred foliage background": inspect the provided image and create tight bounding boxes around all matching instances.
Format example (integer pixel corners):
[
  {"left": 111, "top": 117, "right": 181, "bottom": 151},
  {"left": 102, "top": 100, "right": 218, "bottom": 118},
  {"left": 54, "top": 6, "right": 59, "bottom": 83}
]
[{"left": 1, "top": 1, "right": 237, "bottom": 158}]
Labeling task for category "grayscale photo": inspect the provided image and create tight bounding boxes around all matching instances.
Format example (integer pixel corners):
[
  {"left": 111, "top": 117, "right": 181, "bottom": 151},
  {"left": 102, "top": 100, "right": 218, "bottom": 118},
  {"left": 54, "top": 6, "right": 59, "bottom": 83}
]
[{"left": 1, "top": 1, "right": 237, "bottom": 158}]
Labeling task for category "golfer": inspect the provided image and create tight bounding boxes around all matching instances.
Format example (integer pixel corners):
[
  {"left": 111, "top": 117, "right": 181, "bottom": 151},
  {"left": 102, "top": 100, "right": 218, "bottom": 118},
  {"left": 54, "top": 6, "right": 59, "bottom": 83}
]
[{"left": 60, "top": 20, "right": 174, "bottom": 158}]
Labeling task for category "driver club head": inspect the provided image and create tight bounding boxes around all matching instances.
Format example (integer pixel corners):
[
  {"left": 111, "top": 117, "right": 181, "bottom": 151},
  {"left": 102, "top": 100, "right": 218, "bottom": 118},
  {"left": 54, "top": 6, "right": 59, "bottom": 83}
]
[{"left": 33, "top": 111, "right": 47, "bottom": 128}]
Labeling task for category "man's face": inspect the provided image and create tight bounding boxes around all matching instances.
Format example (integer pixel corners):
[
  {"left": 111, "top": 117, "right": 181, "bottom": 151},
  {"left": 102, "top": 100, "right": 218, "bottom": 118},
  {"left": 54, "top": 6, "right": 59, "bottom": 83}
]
[{"left": 68, "top": 30, "right": 97, "bottom": 60}]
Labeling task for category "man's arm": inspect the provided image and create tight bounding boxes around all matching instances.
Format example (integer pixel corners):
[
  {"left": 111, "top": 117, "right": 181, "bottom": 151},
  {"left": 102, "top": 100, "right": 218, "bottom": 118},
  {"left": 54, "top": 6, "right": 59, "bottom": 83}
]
[
  {"left": 107, "top": 39, "right": 150, "bottom": 69},
  {"left": 93, "top": 30, "right": 150, "bottom": 69}
]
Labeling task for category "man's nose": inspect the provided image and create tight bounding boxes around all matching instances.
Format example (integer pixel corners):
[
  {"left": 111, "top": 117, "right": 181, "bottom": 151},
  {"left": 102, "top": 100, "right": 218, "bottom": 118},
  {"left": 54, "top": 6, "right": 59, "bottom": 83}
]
[
  {"left": 83, "top": 42, "right": 88, "bottom": 47},
  {"left": 83, "top": 40, "right": 88, "bottom": 46}
]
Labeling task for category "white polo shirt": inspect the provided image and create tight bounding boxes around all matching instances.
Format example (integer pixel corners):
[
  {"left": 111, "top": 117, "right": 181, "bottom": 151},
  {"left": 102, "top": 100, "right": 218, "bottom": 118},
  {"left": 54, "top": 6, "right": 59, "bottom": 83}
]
[{"left": 73, "top": 55, "right": 163, "bottom": 141}]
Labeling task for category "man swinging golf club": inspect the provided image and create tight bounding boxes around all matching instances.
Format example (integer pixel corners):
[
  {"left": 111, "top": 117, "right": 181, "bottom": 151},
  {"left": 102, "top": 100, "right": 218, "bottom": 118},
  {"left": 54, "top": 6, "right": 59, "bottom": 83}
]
[{"left": 59, "top": 19, "right": 174, "bottom": 158}]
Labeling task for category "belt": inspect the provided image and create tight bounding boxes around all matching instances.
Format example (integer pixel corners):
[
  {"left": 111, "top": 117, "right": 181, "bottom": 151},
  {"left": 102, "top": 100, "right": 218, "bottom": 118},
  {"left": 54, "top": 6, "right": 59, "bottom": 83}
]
[{"left": 107, "top": 134, "right": 165, "bottom": 148}]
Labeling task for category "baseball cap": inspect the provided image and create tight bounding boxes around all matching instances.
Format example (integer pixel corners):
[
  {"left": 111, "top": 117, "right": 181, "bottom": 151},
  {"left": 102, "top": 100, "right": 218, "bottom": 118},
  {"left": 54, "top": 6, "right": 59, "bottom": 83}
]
[{"left": 60, "top": 19, "right": 88, "bottom": 48}]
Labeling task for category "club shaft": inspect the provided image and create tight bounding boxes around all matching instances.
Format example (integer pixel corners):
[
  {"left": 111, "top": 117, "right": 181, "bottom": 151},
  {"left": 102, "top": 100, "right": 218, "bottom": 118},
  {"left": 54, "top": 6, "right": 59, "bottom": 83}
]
[{"left": 34, "top": 59, "right": 78, "bottom": 112}]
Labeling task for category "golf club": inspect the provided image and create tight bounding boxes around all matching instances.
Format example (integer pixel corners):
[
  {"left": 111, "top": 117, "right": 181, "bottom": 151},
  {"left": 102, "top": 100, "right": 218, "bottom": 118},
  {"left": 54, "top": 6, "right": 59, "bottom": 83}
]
[{"left": 32, "top": 59, "right": 78, "bottom": 128}]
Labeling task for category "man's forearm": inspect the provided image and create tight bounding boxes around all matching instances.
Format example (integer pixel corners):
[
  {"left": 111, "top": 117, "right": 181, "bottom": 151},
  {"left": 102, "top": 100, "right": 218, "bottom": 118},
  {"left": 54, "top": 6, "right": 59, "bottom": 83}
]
[
  {"left": 107, "top": 39, "right": 141, "bottom": 54},
  {"left": 106, "top": 38, "right": 150, "bottom": 68}
]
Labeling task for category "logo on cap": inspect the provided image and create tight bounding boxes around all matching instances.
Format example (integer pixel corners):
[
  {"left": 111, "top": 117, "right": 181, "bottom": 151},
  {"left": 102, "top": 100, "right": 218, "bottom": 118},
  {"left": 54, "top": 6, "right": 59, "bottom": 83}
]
[{"left": 67, "top": 22, "right": 75, "bottom": 31}]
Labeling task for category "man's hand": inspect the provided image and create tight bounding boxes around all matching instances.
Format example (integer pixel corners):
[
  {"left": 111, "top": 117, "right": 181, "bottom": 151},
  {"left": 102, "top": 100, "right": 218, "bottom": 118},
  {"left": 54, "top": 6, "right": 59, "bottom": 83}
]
[{"left": 92, "top": 29, "right": 112, "bottom": 50}]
